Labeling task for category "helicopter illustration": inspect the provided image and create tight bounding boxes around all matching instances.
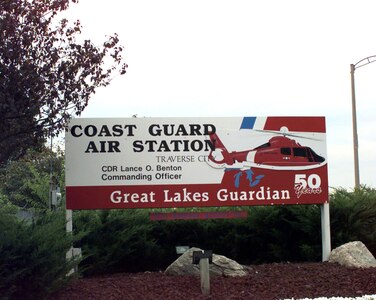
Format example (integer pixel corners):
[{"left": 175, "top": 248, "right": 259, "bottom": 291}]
[{"left": 207, "top": 127, "right": 326, "bottom": 171}]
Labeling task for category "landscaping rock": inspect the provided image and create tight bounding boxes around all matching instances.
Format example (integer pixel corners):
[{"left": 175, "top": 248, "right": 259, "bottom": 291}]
[
  {"left": 165, "top": 247, "right": 248, "bottom": 277},
  {"left": 328, "top": 241, "right": 376, "bottom": 268}
]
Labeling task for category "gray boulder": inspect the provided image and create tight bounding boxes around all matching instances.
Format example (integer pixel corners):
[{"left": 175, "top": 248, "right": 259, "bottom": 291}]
[
  {"left": 328, "top": 241, "right": 376, "bottom": 268},
  {"left": 165, "top": 247, "right": 248, "bottom": 277}
]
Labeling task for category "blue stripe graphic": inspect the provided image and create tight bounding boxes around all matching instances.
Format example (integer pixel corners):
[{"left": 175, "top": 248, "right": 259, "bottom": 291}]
[{"left": 240, "top": 117, "right": 256, "bottom": 129}]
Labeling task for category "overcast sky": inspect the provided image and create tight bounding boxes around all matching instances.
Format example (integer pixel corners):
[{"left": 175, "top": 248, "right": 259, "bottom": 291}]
[{"left": 64, "top": 0, "right": 376, "bottom": 190}]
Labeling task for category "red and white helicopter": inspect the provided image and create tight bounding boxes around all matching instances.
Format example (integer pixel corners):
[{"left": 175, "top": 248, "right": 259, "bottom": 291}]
[{"left": 207, "top": 127, "right": 326, "bottom": 171}]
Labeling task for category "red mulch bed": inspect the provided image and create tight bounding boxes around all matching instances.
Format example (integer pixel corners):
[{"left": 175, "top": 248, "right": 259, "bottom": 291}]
[{"left": 48, "top": 262, "right": 376, "bottom": 300}]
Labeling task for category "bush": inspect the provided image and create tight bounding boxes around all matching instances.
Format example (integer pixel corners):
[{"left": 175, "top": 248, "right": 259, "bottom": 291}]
[
  {"left": 71, "top": 187, "right": 376, "bottom": 274},
  {"left": 0, "top": 207, "right": 79, "bottom": 299},
  {"left": 330, "top": 186, "right": 376, "bottom": 255},
  {"left": 75, "top": 209, "right": 157, "bottom": 275}
]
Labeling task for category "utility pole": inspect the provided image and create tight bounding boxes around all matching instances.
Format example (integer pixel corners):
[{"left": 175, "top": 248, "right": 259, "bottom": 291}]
[{"left": 350, "top": 55, "right": 376, "bottom": 189}]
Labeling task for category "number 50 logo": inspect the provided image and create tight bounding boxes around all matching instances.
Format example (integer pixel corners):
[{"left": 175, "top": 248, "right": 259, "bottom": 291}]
[{"left": 294, "top": 174, "right": 322, "bottom": 198}]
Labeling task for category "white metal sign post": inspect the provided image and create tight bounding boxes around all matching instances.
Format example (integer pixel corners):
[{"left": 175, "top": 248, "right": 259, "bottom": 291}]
[{"left": 321, "top": 202, "right": 331, "bottom": 261}]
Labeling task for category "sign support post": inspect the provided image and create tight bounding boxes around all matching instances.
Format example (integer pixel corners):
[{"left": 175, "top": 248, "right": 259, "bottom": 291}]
[
  {"left": 65, "top": 209, "right": 82, "bottom": 275},
  {"left": 65, "top": 208, "right": 74, "bottom": 275},
  {"left": 66, "top": 209, "right": 73, "bottom": 234},
  {"left": 193, "top": 250, "right": 212, "bottom": 296},
  {"left": 199, "top": 258, "right": 210, "bottom": 296},
  {"left": 320, "top": 202, "right": 331, "bottom": 261}
]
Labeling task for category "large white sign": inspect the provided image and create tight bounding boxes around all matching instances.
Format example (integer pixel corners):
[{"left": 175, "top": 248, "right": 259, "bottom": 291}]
[{"left": 65, "top": 117, "right": 328, "bottom": 209}]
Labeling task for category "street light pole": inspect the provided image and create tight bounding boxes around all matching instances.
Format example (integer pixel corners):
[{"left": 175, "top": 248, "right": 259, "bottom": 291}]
[
  {"left": 350, "top": 55, "right": 376, "bottom": 189},
  {"left": 350, "top": 64, "right": 360, "bottom": 189}
]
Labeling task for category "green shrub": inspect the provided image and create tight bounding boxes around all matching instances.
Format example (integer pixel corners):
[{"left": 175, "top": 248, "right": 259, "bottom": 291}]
[
  {"left": 0, "top": 208, "right": 79, "bottom": 299},
  {"left": 71, "top": 187, "right": 376, "bottom": 274},
  {"left": 148, "top": 205, "right": 322, "bottom": 265},
  {"left": 75, "top": 209, "right": 157, "bottom": 275},
  {"left": 330, "top": 186, "right": 376, "bottom": 255}
]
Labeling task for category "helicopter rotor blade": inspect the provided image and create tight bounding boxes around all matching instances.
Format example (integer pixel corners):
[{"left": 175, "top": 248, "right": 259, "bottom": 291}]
[{"left": 252, "top": 129, "right": 323, "bottom": 141}]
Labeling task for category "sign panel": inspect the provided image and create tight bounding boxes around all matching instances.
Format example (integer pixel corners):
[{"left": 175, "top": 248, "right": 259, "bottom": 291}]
[{"left": 65, "top": 117, "right": 328, "bottom": 209}]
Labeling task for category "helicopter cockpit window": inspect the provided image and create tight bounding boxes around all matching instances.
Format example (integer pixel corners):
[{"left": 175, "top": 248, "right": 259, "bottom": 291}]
[
  {"left": 253, "top": 142, "right": 271, "bottom": 150},
  {"left": 308, "top": 148, "right": 325, "bottom": 162},
  {"left": 293, "top": 148, "right": 307, "bottom": 157},
  {"left": 281, "top": 147, "right": 291, "bottom": 155}
]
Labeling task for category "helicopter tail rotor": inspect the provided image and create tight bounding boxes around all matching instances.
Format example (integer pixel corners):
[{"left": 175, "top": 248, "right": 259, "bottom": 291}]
[{"left": 207, "top": 132, "right": 233, "bottom": 168}]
